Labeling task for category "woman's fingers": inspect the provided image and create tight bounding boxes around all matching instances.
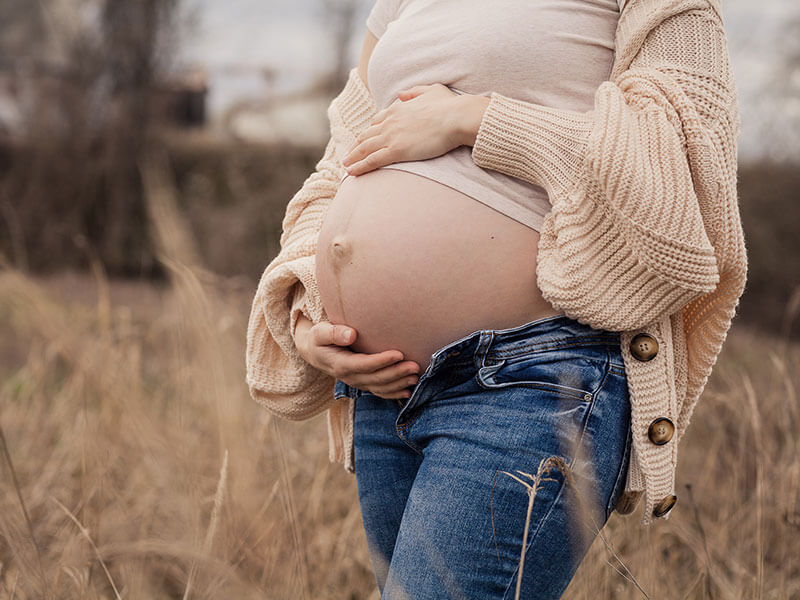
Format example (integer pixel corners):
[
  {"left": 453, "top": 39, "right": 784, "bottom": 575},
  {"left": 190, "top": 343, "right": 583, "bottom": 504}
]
[
  {"left": 346, "top": 359, "right": 420, "bottom": 388},
  {"left": 368, "top": 378, "right": 416, "bottom": 399},
  {"left": 346, "top": 146, "right": 396, "bottom": 176},
  {"left": 344, "top": 124, "right": 381, "bottom": 162},
  {"left": 344, "top": 110, "right": 389, "bottom": 157},
  {"left": 307, "top": 321, "right": 423, "bottom": 400},
  {"left": 354, "top": 121, "right": 384, "bottom": 143},
  {"left": 331, "top": 349, "right": 404, "bottom": 378},
  {"left": 311, "top": 321, "right": 356, "bottom": 347},
  {"left": 345, "top": 360, "right": 421, "bottom": 400},
  {"left": 396, "top": 85, "right": 428, "bottom": 100},
  {"left": 344, "top": 133, "right": 389, "bottom": 168},
  {"left": 333, "top": 352, "right": 421, "bottom": 399},
  {"left": 369, "top": 107, "right": 390, "bottom": 125}
]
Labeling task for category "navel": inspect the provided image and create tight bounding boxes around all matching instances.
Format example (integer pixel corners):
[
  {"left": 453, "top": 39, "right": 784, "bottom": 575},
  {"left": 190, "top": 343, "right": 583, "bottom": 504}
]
[{"left": 329, "top": 234, "right": 353, "bottom": 268}]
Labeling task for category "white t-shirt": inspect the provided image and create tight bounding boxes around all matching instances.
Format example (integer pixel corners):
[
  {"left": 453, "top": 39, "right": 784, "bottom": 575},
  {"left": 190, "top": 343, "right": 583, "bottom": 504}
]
[{"left": 357, "top": 0, "right": 620, "bottom": 231}]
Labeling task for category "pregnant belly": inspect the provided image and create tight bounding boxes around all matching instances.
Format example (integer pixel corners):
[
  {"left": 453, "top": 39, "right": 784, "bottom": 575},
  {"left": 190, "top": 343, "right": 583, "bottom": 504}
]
[{"left": 314, "top": 168, "right": 565, "bottom": 372}]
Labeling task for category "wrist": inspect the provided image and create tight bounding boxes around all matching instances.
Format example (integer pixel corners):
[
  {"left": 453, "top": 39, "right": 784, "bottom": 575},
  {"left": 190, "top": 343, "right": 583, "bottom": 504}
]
[{"left": 454, "top": 93, "right": 491, "bottom": 147}]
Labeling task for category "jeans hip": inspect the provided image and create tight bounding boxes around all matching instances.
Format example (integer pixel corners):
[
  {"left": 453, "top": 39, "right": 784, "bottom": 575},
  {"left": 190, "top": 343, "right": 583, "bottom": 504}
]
[{"left": 348, "top": 314, "right": 632, "bottom": 598}]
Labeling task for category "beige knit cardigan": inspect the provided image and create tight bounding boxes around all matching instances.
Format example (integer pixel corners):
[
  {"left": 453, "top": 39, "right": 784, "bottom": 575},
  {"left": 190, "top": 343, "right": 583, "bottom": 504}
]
[{"left": 246, "top": 0, "right": 748, "bottom": 526}]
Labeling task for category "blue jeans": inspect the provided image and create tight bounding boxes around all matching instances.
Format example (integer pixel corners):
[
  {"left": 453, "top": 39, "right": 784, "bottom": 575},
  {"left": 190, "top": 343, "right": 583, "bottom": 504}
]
[{"left": 334, "top": 314, "right": 632, "bottom": 599}]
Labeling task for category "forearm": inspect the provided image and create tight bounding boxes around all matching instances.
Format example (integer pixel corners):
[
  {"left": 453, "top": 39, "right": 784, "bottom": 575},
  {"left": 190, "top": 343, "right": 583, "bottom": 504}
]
[
  {"left": 461, "top": 8, "right": 736, "bottom": 331},
  {"left": 468, "top": 8, "right": 736, "bottom": 222},
  {"left": 246, "top": 67, "right": 377, "bottom": 415}
]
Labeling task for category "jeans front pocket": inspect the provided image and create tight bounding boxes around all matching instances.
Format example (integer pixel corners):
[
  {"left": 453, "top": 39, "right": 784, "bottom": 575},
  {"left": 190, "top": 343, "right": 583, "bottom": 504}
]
[{"left": 476, "top": 345, "right": 610, "bottom": 403}]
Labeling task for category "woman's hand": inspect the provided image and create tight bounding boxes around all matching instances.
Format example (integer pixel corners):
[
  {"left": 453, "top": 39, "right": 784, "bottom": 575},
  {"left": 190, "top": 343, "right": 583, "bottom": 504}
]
[
  {"left": 342, "top": 84, "right": 490, "bottom": 176},
  {"left": 294, "top": 315, "right": 421, "bottom": 400}
]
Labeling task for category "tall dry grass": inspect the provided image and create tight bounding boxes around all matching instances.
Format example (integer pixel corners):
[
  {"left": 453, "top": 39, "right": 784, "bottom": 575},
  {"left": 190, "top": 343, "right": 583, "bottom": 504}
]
[{"left": 0, "top": 153, "right": 799, "bottom": 598}]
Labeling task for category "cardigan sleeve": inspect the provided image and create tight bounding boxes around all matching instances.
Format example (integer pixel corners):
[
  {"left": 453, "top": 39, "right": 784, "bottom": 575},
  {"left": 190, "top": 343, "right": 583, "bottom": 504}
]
[
  {"left": 471, "top": 7, "right": 736, "bottom": 332},
  {"left": 246, "top": 68, "right": 377, "bottom": 420}
]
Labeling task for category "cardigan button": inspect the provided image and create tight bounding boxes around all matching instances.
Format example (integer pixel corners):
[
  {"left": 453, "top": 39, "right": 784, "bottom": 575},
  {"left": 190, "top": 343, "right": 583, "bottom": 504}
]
[
  {"left": 629, "top": 333, "right": 659, "bottom": 361},
  {"left": 653, "top": 494, "right": 677, "bottom": 518},
  {"left": 614, "top": 490, "right": 642, "bottom": 515},
  {"left": 647, "top": 417, "right": 675, "bottom": 445}
]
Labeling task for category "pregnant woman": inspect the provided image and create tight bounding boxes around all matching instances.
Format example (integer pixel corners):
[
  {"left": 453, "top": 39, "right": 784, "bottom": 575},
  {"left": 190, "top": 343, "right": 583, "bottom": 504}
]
[{"left": 246, "top": 0, "right": 747, "bottom": 597}]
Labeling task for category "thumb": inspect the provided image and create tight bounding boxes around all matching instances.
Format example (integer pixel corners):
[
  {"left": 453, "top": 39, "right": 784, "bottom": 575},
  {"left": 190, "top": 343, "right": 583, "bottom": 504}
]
[{"left": 325, "top": 323, "right": 356, "bottom": 346}]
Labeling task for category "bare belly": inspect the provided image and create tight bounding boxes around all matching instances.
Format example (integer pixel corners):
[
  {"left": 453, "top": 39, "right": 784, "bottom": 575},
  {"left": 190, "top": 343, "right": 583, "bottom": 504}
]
[{"left": 314, "top": 167, "right": 565, "bottom": 372}]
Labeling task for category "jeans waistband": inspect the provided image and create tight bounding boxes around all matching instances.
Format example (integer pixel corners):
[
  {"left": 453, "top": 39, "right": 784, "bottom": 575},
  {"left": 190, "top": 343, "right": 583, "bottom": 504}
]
[
  {"left": 333, "top": 314, "right": 621, "bottom": 403},
  {"left": 424, "top": 314, "right": 620, "bottom": 376}
]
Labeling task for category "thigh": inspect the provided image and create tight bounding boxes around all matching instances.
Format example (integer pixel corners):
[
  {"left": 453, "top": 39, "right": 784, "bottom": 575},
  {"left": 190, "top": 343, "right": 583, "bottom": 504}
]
[
  {"left": 353, "top": 388, "right": 425, "bottom": 592},
  {"left": 382, "top": 352, "right": 631, "bottom": 599}
]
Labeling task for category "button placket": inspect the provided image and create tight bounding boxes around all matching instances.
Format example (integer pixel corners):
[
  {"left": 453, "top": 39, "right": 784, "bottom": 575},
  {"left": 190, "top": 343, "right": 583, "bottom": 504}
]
[{"left": 621, "top": 317, "right": 679, "bottom": 523}]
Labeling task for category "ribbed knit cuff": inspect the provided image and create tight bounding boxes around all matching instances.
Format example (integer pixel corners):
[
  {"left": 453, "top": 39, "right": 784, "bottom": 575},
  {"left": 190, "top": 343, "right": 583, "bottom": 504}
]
[
  {"left": 471, "top": 92, "right": 594, "bottom": 199},
  {"left": 331, "top": 67, "right": 378, "bottom": 140}
]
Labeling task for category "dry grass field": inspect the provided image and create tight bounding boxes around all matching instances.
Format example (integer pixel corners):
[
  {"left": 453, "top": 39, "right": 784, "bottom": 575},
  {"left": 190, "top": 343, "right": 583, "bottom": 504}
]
[
  {"left": 2, "top": 263, "right": 799, "bottom": 600},
  {"left": 1, "top": 164, "right": 799, "bottom": 598}
]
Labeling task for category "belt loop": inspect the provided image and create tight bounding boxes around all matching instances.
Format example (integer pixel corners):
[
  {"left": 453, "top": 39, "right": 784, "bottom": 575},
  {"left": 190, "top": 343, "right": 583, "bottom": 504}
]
[
  {"left": 347, "top": 383, "right": 361, "bottom": 401},
  {"left": 474, "top": 330, "right": 494, "bottom": 368}
]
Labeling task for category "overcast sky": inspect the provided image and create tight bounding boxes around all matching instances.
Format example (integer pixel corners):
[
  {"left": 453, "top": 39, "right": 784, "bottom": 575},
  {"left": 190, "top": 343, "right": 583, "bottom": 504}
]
[{"left": 176, "top": 0, "right": 799, "bottom": 164}]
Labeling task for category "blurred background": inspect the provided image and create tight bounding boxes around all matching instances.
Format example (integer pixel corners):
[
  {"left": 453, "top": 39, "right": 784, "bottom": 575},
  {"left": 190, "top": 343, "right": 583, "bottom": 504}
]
[
  {"left": 0, "top": 0, "right": 798, "bottom": 598},
  {"left": 0, "top": 0, "right": 797, "bottom": 330}
]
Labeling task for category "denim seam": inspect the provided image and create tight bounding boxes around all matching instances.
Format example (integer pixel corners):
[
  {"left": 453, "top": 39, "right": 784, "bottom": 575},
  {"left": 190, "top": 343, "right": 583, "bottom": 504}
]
[
  {"left": 394, "top": 424, "right": 424, "bottom": 456},
  {"left": 600, "top": 344, "right": 632, "bottom": 519},
  {"left": 395, "top": 408, "right": 425, "bottom": 456},
  {"left": 397, "top": 405, "right": 425, "bottom": 431},
  {"left": 606, "top": 415, "right": 633, "bottom": 520}
]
